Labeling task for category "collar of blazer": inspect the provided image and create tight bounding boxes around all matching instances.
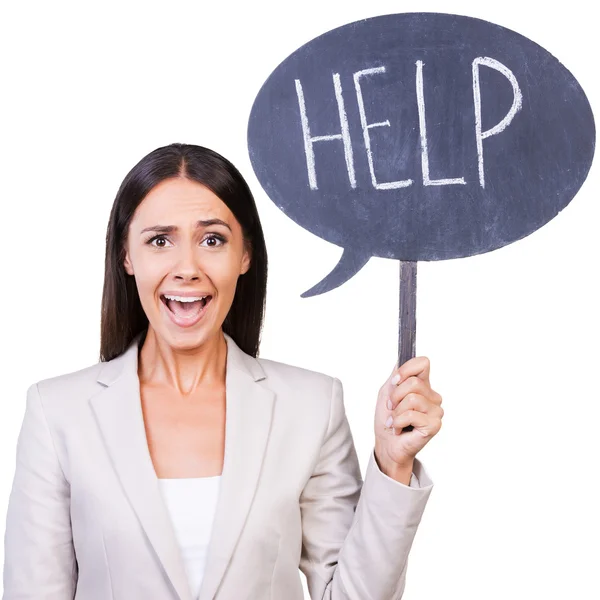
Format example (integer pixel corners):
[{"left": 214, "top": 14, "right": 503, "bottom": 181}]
[{"left": 91, "top": 331, "right": 276, "bottom": 600}]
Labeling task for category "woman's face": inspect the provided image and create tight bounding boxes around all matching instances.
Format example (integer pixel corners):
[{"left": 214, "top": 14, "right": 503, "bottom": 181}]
[{"left": 123, "top": 177, "right": 251, "bottom": 350}]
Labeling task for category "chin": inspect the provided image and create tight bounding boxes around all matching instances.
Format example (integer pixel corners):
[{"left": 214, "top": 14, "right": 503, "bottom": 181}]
[{"left": 157, "top": 323, "right": 222, "bottom": 351}]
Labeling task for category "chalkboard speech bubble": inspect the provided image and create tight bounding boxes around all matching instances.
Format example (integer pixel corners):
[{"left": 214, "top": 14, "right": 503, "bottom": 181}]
[
  {"left": 247, "top": 12, "right": 595, "bottom": 430},
  {"left": 248, "top": 12, "right": 595, "bottom": 297}
]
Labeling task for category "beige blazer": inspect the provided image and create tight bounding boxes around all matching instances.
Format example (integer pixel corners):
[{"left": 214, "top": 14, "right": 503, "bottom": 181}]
[{"left": 3, "top": 331, "right": 434, "bottom": 600}]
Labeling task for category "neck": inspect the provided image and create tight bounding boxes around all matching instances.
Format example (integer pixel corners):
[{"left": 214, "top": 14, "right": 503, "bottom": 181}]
[{"left": 137, "top": 328, "right": 227, "bottom": 396}]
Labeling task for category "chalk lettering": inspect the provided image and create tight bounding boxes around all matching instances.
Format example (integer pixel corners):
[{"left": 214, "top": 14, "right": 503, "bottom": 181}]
[
  {"left": 295, "top": 75, "right": 356, "bottom": 190},
  {"left": 416, "top": 60, "right": 466, "bottom": 186},
  {"left": 353, "top": 66, "right": 413, "bottom": 190},
  {"left": 472, "top": 57, "right": 523, "bottom": 188}
]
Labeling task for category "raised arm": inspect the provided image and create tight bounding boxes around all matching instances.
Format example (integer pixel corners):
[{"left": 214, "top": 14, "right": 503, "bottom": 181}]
[
  {"left": 299, "top": 377, "right": 434, "bottom": 599},
  {"left": 3, "top": 383, "right": 77, "bottom": 599}
]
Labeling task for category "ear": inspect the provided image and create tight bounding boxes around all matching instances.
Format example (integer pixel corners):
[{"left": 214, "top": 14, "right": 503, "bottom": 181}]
[
  {"left": 123, "top": 248, "right": 134, "bottom": 276},
  {"left": 240, "top": 245, "right": 251, "bottom": 275}
]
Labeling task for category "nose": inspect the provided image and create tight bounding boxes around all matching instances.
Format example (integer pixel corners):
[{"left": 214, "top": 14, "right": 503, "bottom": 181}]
[{"left": 173, "top": 244, "right": 202, "bottom": 282}]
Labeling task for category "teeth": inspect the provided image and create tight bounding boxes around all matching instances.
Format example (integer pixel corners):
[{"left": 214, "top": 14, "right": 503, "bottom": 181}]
[{"left": 163, "top": 294, "right": 207, "bottom": 303}]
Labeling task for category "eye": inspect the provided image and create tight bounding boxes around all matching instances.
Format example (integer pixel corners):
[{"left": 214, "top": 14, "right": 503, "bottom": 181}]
[
  {"left": 147, "top": 235, "right": 172, "bottom": 248},
  {"left": 201, "top": 234, "right": 226, "bottom": 248}
]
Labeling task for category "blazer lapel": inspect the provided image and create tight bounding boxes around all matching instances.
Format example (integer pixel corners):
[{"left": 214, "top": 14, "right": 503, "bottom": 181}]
[
  {"left": 197, "top": 334, "right": 275, "bottom": 600},
  {"left": 89, "top": 331, "right": 275, "bottom": 600},
  {"left": 90, "top": 333, "right": 194, "bottom": 600}
]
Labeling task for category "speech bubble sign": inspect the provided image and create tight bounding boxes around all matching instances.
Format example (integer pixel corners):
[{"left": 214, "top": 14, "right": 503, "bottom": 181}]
[{"left": 248, "top": 12, "right": 596, "bottom": 298}]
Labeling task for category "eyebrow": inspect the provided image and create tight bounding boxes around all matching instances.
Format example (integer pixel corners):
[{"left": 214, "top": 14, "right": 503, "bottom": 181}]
[{"left": 140, "top": 219, "right": 232, "bottom": 235}]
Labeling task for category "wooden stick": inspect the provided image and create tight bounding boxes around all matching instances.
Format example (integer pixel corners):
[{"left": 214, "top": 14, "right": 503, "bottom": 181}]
[{"left": 398, "top": 260, "right": 417, "bottom": 432}]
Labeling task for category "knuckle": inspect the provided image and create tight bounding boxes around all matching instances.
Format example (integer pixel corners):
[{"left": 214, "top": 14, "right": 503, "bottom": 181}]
[
  {"left": 409, "top": 376, "right": 420, "bottom": 390},
  {"left": 402, "top": 393, "right": 421, "bottom": 409}
]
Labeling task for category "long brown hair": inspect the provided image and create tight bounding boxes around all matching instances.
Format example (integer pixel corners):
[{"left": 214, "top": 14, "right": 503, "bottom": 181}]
[{"left": 100, "top": 143, "right": 268, "bottom": 361}]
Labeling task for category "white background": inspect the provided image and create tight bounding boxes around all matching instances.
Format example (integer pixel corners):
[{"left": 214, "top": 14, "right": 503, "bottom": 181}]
[{"left": 0, "top": 1, "right": 598, "bottom": 598}]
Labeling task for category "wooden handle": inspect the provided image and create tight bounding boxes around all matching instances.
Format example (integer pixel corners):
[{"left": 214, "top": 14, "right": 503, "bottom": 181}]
[{"left": 398, "top": 260, "right": 417, "bottom": 432}]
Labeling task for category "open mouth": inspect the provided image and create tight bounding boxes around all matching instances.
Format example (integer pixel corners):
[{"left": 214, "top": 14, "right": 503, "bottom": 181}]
[{"left": 160, "top": 294, "right": 213, "bottom": 326}]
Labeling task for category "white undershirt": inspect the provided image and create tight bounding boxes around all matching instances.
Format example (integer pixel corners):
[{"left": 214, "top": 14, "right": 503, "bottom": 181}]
[{"left": 158, "top": 476, "right": 221, "bottom": 600}]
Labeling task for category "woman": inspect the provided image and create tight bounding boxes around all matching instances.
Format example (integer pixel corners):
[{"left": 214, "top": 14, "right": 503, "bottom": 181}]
[{"left": 3, "top": 143, "right": 443, "bottom": 600}]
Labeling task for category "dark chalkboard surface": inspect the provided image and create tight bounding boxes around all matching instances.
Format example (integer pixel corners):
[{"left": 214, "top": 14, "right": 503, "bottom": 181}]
[{"left": 247, "top": 12, "right": 595, "bottom": 432}]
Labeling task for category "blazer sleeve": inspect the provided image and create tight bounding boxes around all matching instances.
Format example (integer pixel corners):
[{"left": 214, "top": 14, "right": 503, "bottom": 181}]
[
  {"left": 298, "top": 376, "right": 434, "bottom": 600},
  {"left": 3, "top": 383, "right": 77, "bottom": 599}
]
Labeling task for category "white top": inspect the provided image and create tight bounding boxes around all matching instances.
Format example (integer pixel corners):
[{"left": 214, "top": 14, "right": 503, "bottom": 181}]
[{"left": 158, "top": 475, "right": 221, "bottom": 599}]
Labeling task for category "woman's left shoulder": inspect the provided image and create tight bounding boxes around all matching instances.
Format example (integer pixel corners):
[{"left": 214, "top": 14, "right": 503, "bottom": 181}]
[{"left": 256, "top": 356, "right": 337, "bottom": 395}]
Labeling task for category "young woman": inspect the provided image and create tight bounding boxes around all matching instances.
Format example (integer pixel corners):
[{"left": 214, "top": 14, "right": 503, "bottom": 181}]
[{"left": 3, "top": 143, "right": 443, "bottom": 600}]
